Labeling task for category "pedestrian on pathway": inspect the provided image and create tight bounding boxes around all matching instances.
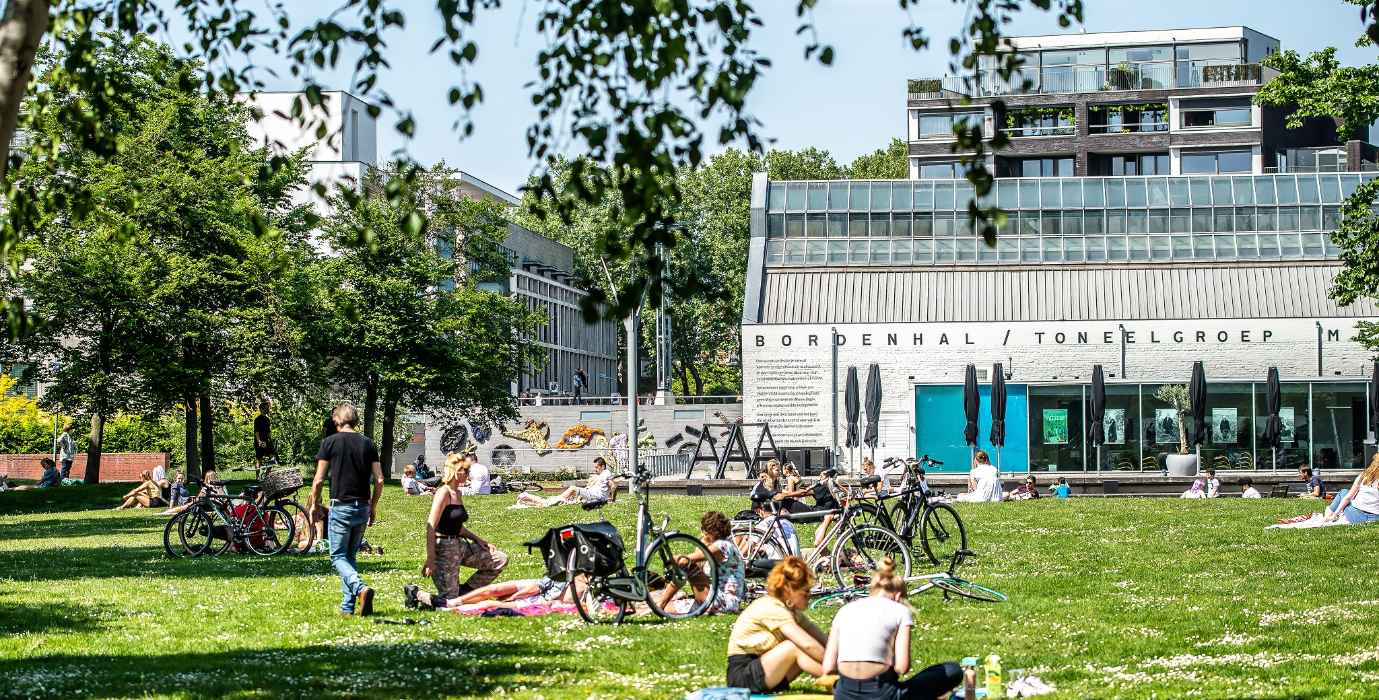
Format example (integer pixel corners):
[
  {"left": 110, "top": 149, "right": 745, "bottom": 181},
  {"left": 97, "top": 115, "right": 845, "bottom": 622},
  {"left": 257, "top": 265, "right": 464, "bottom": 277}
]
[
  {"left": 308, "top": 402, "right": 385, "bottom": 616},
  {"left": 58, "top": 424, "right": 76, "bottom": 479}
]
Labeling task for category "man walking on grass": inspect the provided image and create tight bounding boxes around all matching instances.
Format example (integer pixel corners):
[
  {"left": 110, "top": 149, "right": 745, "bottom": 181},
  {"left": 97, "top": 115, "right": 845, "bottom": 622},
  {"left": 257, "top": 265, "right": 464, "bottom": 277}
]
[{"left": 309, "top": 402, "right": 385, "bottom": 616}]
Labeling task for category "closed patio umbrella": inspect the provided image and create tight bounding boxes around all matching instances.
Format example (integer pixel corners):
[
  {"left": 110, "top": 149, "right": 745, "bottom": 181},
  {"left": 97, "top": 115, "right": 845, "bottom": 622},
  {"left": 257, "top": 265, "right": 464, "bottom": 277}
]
[
  {"left": 863, "top": 363, "right": 882, "bottom": 452},
  {"left": 990, "top": 363, "right": 1007, "bottom": 471},
  {"left": 844, "top": 366, "right": 860, "bottom": 450},
  {"left": 1089, "top": 365, "right": 1106, "bottom": 471},
  {"left": 1370, "top": 360, "right": 1379, "bottom": 442},
  {"left": 1189, "top": 361, "right": 1208, "bottom": 471},
  {"left": 963, "top": 364, "right": 980, "bottom": 459},
  {"left": 1263, "top": 366, "right": 1282, "bottom": 469}
]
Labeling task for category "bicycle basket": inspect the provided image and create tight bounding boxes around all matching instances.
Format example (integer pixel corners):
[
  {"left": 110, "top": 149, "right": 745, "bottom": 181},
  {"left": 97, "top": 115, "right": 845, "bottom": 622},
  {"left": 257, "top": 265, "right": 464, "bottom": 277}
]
[
  {"left": 525, "top": 522, "right": 625, "bottom": 582},
  {"left": 258, "top": 468, "right": 304, "bottom": 499}
]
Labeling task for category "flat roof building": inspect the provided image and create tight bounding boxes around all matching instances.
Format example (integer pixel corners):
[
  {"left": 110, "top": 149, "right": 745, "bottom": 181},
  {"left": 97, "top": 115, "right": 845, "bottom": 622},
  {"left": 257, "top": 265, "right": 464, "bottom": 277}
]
[{"left": 743, "top": 27, "right": 1379, "bottom": 476}]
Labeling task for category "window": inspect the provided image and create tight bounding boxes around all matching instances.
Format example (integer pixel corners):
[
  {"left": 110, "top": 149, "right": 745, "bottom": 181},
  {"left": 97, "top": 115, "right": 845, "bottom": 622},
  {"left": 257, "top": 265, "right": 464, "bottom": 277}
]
[
  {"left": 1088, "top": 104, "right": 1168, "bottom": 133},
  {"left": 998, "top": 157, "right": 1074, "bottom": 178},
  {"left": 1005, "top": 108, "right": 1075, "bottom": 137},
  {"left": 915, "top": 112, "right": 981, "bottom": 140},
  {"left": 1181, "top": 149, "right": 1252, "bottom": 175},
  {"left": 1176, "top": 42, "right": 1243, "bottom": 87},
  {"left": 916, "top": 160, "right": 969, "bottom": 179},
  {"left": 1180, "top": 102, "right": 1252, "bottom": 128},
  {"left": 1089, "top": 153, "right": 1169, "bottom": 176}
]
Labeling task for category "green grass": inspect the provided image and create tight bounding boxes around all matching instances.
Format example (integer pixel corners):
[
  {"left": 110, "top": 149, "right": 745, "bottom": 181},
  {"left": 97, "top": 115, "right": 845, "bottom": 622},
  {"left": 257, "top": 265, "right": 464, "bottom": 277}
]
[{"left": 2, "top": 485, "right": 1377, "bottom": 698}]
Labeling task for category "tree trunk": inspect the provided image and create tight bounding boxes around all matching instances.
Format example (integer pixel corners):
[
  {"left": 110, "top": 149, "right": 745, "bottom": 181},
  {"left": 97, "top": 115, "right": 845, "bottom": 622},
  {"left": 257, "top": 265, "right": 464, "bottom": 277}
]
[
  {"left": 688, "top": 363, "right": 704, "bottom": 397},
  {"left": 199, "top": 393, "right": 215, "bottom": 475},
  {"left": 0, "top": 0, "right": 50, "bottom": 183},
  {"left": 676, "top": 364, "right": 690, "bottom": 396},
  {"left": 184, "top": 397, "right": 200, "bottom": 480},
  {"left": 363, "top": 372, "right": 378, "bottom": 440},
  {"left": 83, "top": 412, "right": 105, "bottom": 484},
  {"left": 380, "top": 387, "right": 397, "bottom": 479}
]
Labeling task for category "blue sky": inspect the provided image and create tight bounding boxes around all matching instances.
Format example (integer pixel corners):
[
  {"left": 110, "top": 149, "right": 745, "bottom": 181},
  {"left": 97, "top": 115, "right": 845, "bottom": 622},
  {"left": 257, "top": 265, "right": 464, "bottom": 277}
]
[{"left": 217, "top": 0, "right": 1377, "bottom": 195}]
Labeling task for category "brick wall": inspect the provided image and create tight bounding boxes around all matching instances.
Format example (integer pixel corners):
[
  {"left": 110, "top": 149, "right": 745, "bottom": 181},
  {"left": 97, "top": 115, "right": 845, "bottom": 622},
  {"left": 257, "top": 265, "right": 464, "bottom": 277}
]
[{"left": 0, "top": 452, "right": 170, "bottom": 482}]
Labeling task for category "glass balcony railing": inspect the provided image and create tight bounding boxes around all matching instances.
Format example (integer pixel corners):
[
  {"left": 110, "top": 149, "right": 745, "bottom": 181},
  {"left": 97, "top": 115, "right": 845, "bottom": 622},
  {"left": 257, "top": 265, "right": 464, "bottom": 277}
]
[{"left": 912, "top": 60, "right": 1264, "bottom": 99}]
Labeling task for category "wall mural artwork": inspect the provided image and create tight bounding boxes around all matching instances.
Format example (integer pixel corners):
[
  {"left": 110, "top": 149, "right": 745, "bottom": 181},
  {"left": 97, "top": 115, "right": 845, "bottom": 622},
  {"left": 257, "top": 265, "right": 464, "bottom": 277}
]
[
  {"left": 555, "top": 424, "right": 607, "bottom": 450},
  {"left": 500, "top": 419, "right": 552, "bottom": 455}
]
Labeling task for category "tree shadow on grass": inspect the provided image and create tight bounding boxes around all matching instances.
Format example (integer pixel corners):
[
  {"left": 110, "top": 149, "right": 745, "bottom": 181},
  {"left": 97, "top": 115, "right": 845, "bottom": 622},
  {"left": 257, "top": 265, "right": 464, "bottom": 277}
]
[
  {"left": 0, "top": 639, "right": 568, "bottom": 698},
  {"left": 0, "top": 484, "right": 132, "bottom": 516},
  {"left": 0, "top": 599, "right": 107, "bottom": 636},
  {"left": 0, "top": 544, "right": 406, "bottom": 584},
  {"left": 0, "top": 515, "right": 165, "bottom": 542}
]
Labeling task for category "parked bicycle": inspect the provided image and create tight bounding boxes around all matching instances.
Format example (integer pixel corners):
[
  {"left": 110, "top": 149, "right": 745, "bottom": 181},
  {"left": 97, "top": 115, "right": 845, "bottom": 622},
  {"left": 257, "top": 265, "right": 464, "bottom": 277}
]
[
  {"left": 162, "top": 480, "right": 296, "bottom": 557},
  {"left": 527, "top": 466, "right": 719, "bottom": 624},
  {"left": 808, "top": 548, "right": 1006, "bottom": 610},
  {"left": 255, "top": 464, "right": 313, "bottom": 555},
  {"left": 733, "top": 473, "right": 912, "bottom": 590},
  {"left": 855, "top": 455, "right": 967, "bottom": 566},
  {"left": 490, "top": 468, "right": 544, "bottom": 494}
]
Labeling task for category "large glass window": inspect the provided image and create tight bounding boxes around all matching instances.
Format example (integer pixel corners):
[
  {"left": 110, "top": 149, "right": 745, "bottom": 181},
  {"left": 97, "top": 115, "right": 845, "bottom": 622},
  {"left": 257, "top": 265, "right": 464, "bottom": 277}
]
[
  {"left": 917, "top": 112, "right": 983, "bottom": 140},
  {"left": 1181, "top": 149, "right": 1253, "bottom": 175},
  {"left": 1005, "top": 107, "right": 1075, "bottom": 137},
  {"left": 1096, "top": 384, "right": 1143, "bottom": 471},
  {"left": 1312, "top": 383, "right": 1367, "bottom": 470},
  {"left": 1041, "top": 48, "right": 1105, "bottom": 93},
  {"left": 998, "top": 157, "right": 1074, "bottom": 178},
  {"left": 1088, "top": 104, "right": 1168, "bottom": 133},
  {"left": 1107, "top": 46, "right": 1173, "bottom": 90},
  {"left": 1030, "top": 385, "right": 1084, "bottom": 471},
  {"left": 1256, "top": 383, "right": 1311, "bottom": 471},
  {"left": 1089, "top": 153, "right": 1169, "bottom": 176},
  {"left": 1198, "top": 383, "right": 1255, "bottom": 471},
  {"left": 1181, "top": 102, "right": 1252, "bottom": 128},
  {"left": 1175, "top": 42, "right": 1243, "bottom": 87},
  {"left": 917, "top": 160, "right": 969, "bottom": 179}
]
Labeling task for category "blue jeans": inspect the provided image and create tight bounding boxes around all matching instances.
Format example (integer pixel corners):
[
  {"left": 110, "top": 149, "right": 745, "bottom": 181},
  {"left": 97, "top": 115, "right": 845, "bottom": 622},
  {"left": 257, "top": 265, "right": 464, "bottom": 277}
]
[
  {"left": 1328, "top": 488, "right": 1379, "bottom": 523},
  {"left": 328, "top": 501, "right": 370, "bottom": 612}
]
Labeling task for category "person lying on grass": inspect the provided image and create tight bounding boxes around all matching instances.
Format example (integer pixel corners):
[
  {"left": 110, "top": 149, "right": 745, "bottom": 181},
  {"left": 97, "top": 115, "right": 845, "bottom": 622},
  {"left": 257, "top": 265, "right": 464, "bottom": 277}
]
[
  {"left": 822, "top": 556, "right": 961, "bottom": 700},
  {"left": 511, "top": 456, "right": 616, "bottom": 508},
  {"left": 726, "top": 556, "right": 829, "bottom": 694},
  {"left": 646, "top": 511, "right": 746, "bottom": 616},
  {"left": 1323, "top": 453, "right": 1379, "bottom": 525},
  {"left": 115, "top": 470, "right": 166, "bottom": 510},
  {"left": 405, "top": 576, "right": 571, "bottom": 611}
]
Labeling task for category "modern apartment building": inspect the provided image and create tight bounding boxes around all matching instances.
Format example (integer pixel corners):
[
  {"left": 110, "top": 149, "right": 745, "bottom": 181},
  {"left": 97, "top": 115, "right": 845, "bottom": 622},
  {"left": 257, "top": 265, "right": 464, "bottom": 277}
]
[
  {"left": 741, "top": 27, "right": 1379, "bottom": 476},
  {"left": 906, "top": 27, "right": 1374, "bottom": 180}
]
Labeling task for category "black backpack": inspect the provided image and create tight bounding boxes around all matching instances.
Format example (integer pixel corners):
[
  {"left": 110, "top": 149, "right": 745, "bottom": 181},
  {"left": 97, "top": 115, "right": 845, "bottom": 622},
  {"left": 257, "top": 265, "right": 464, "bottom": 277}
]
[{"left": 525, "top": 522, "right": 626, "bottom": 581}]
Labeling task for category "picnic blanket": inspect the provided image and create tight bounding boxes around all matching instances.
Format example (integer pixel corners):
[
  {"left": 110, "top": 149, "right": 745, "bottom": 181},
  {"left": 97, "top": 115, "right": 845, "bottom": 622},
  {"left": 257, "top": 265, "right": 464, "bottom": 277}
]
[
  {"left": 447, "top": 598, "right": 578, "bottom": 616},
  {"left": 1266, "top": 512, "right": 1353, "bottom": 529}
]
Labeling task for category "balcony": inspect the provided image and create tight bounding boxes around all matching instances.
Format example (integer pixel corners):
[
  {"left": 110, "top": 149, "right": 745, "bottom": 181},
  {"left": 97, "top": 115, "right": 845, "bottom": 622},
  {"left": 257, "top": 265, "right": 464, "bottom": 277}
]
[{"left": 912, "top": 60, "right": 1265, "bottom": 99}]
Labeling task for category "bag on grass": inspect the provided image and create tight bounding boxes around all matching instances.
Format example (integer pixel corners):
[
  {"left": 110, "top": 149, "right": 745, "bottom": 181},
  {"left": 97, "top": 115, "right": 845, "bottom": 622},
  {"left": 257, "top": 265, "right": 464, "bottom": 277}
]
[{"left": 525, "top": 522, "right": 625, "bottom": 581}]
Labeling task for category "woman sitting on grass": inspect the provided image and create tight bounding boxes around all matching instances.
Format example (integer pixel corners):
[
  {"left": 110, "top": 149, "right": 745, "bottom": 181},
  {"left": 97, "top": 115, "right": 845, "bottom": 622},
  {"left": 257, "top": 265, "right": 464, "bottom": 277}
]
[
  {"left": 115, "top": 470, "right": 165, "bottom": 510},
  {"left": 12, "top": 458, "right": 62, "bottom": 490},
  {"left": 1323, "top": 453, "right": 1379, "bottom": 524},
  {"left": 726, "top": 557, "right": 828, "bottom": 694},
  {"left": 653, "top": 511, "right": 746, "bottom": 615},
  {"left": 822, "top": 556, "right": 962, "bottom": 700}
]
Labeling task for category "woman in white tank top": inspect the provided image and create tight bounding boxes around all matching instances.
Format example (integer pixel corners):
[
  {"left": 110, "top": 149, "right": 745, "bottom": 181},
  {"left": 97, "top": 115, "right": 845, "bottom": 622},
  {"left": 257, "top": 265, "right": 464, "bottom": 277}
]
[
  {"left": 822, "top": 558, "right": 962, "bottom": 700},
  {"left": 1324, "top": 453, "right": 1379, "bottom": 524}
]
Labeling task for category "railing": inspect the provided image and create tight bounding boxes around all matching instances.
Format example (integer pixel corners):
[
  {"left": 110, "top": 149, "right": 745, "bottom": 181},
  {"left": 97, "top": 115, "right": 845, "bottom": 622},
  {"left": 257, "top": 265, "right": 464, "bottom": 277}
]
[
  {"left": 911, "top": 60, "right": 1263, "bottom": 99},
  {"left": 1001, "top": 125, "right": 1075, "bottom": 138},
  {"left": 1088, "top": 121, "right": 1169, "bottom": 134},
  {"left": 643, "top": 450, "right": 693, "bottom": 479},
  {"left": 516, "top": 394, "right": 743, "bottom": 407},
  {"left": 1266, "top": 163, "right": 1378, "bottom": 174}
]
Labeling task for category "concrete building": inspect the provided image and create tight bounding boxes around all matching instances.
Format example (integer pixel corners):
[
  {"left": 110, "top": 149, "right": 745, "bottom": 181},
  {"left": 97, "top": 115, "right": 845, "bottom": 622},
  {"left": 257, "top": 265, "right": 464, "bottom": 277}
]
[
  {"left": 244, "top": 90, "right": 379, "bottom": 216},
  {"left": 742, "top": 27, "right": 1379, "bottom": 476}
]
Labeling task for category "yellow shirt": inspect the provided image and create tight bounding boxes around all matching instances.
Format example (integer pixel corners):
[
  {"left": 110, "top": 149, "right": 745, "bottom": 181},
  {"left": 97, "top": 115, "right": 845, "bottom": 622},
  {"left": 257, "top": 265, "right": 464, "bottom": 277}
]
[{"left": 727, "top": 596, "right": 803, "bottom": 656}]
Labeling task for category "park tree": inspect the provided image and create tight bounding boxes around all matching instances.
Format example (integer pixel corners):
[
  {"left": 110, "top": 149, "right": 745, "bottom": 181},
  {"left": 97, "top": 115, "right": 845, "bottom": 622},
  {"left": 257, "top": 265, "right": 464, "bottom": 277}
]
[
  {"left": 845, "top": 138, "right": 910, "bottom": 179},
  {"left": 0, "top": 0, "right": 1087, "bottom": 339},
  {"left": 311, "top": 164, "right": 544, "bottom": 473},
  {"left": 2, "top": 35, "right": 312, "bottom": 481}
]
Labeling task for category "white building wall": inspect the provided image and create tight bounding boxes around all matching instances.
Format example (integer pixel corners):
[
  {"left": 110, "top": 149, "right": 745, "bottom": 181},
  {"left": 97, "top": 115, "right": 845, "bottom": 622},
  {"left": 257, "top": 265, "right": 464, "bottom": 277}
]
[{"left": 743, "top": 317, "right": 1375, "bottom": 468}]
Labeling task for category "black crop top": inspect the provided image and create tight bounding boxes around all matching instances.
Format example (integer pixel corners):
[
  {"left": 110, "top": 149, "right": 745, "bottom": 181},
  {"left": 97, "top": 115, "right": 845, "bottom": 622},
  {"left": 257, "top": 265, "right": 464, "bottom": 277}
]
[{"left": 436, "top": 503, "right": 468, "bottom": 536}]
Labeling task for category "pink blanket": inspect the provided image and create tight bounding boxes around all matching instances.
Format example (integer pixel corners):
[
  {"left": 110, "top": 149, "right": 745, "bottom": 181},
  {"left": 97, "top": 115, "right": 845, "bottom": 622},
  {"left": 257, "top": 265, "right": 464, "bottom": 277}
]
[{"left": 447, "top": 597, "right": 579, "bottom": 616}]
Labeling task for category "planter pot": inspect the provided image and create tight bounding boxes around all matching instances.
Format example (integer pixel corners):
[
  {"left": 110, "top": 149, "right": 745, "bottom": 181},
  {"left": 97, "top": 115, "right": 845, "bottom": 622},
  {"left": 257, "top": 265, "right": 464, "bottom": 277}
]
[{"left": 1165, "top": 453, "right": 1199, "bottom": 477}]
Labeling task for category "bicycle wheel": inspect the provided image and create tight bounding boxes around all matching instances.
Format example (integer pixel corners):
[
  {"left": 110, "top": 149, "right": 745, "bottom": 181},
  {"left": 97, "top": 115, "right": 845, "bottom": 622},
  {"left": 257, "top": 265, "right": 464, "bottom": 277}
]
[
  {"left": 933, "top": 574, "right": 1007, "bottom": 603},
  {"left": 246, "top": 505, "right": 295, "bottom": 556},
  {"left": 273, "top": 499, "right": 314, "bottom": 555},
  {"left": 567, "top": 549, "right": 629, "bottom": 624},
  {"left": 182, "top": 508, "right": 229, "bottom": 557},
  {"left": 808, "top": 587, "right": 864, "bottom": 610},
  {"left": 831, "top": 525, "right": 911, "bottom": 589},
  {"left": 163, "top": 511, "right": 194, "bottom": 558},
  {"left": 516, "top": 481, "right": 544, "bottom": 493},
  {"left": 644, "top": 532, "right": 720, "bottom": 620},
  {"left": 850, "top": 501, "right": 887, "bottom": 530},
  {"left": 920, "top": 503, "right": 967, "bottom": 566}
]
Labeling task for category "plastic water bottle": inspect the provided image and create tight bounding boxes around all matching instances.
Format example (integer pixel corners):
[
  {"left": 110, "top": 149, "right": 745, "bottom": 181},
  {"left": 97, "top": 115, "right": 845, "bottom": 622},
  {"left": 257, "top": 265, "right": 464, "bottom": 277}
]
[
  {"left": 961, "top": 656, "right": 979, "bottom": 699},
  {"left": 984, "top": 654, "right": 1004, "bottom": 699}
]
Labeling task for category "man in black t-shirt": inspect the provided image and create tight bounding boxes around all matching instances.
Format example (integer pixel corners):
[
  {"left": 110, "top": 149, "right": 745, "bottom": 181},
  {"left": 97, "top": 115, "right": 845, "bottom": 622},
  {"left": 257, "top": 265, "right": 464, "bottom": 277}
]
[
  {"left": 309, "top": 402, "right": 385, "bottom": 616},
  {"left": 254, "top": 399, "right": 277, "bottom": 468}
]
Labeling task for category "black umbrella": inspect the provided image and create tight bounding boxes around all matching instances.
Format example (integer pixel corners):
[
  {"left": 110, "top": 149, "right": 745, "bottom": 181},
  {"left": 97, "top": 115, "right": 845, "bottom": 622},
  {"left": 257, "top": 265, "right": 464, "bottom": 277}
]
[
  {"left": 963, "top": 364, "right": 980, "bottom": 448},
  {"left": 1262, "top": 367, "right": 1282, "bottom": 463},
  {"left": 1089, "top": 365, "right": 1106, "bottom": 470},
  {"left": 990, "top": 363, "right": 1007, "bottom": 448},
  {"left": 1189, "top": 361, "right": 1208, "bottom": 448},
  {"left": 844, "top": 366, "right": 860, "bottom": 449},
  {"left": 863, "top": 363, "right": 882, "bottom": 450}
]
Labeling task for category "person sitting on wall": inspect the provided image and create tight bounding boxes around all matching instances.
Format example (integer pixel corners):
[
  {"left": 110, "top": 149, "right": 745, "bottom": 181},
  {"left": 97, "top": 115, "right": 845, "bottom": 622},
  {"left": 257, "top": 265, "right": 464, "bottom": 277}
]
[
  {"left": 510, "top": 457, "right": 615, "bottom": 508},
  {"left": 955, "top": 450, "right": 1002, "bottom": 503},
  {"left": 1240, "top": 477, "right": 1262, "bottom": 499},
  {"left": 1298, "top": 465, "right": 1325, "bottom": 499}
]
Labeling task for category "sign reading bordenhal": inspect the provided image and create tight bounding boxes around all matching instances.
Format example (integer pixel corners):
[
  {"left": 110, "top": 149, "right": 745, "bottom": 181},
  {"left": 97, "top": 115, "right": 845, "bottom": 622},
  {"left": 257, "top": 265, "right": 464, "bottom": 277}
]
[{"left": 743, "top": 318, "right": 1371, "bottom": 450}]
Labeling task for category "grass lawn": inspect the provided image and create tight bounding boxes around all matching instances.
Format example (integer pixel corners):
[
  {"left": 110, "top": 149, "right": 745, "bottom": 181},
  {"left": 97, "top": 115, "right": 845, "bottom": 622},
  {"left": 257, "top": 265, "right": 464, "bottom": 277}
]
[{"left": 1, "top": 484, "right": 1377, "bottom": 699}]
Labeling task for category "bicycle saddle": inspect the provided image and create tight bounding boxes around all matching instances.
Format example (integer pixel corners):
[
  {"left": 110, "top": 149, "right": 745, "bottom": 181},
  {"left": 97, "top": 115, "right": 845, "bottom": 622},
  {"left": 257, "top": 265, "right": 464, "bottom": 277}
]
[
  {"left": 580, "top": 499, "right": 609, "bottom": 511},
  {"left": 784, "top": 508, "right": 840, "bottom": 524}
]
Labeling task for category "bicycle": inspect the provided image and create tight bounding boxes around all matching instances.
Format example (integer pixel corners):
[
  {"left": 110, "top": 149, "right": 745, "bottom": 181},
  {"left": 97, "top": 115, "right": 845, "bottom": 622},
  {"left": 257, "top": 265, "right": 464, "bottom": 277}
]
[
  {"left": 734, "top": 474, "right": 912, "bottom": 591},
  {"left": 548, "top": 466, "right": 721, "bottom": 624},
  {"left": 255, "top": 465, "right": 314, "bottom": 555},
  {"left": 490, "top": 468, "right": 544, "bottom": 494},
  {"left": 855, "top": 455, "right": 968, "bottom": 566},
  {"left": 808, "top": 548, "right": 1006, "bottom": 610},
  {"left": 162, "top": 481, "right": 296, "bottom": 558}
]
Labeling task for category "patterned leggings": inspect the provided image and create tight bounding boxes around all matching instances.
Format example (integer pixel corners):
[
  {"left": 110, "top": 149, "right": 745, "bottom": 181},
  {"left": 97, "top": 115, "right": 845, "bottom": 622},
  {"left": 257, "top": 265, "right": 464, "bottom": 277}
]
[{"left": 432, "top": 538, "right": 510, "bottom": 606}]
